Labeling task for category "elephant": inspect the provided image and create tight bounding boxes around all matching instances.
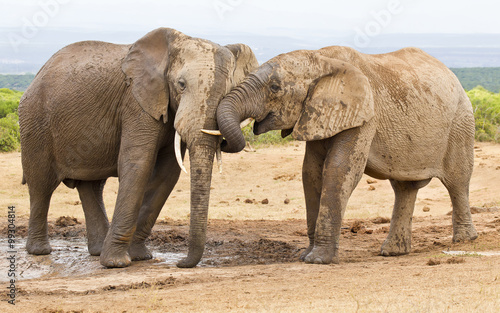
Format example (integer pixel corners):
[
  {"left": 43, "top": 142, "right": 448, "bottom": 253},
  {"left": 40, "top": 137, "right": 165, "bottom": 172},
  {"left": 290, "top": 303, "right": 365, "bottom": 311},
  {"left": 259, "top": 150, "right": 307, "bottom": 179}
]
[
  {"left": 213, "top": 46, "right": 478, "bottom": 264},
  {"left": 19, "top": 27, "right": 258, "bottom": 268}
]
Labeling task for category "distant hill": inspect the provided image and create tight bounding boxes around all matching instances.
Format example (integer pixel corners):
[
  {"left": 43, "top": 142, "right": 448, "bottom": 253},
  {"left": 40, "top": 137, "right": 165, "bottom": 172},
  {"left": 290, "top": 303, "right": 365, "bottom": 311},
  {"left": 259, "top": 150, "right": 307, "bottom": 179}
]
[
  {"left": 450, "top": 68, "right": 500, "bottom": 92},
  {"left": 0, "top": 74, "right": 35, "bottom": 91}
]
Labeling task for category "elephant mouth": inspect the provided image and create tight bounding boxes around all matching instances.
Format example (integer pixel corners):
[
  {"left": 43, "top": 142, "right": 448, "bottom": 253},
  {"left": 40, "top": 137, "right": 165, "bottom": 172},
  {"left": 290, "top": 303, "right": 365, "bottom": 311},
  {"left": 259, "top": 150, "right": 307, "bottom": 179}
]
[{"left": 253, "top": 112, "right": 275, "bottom": 135}]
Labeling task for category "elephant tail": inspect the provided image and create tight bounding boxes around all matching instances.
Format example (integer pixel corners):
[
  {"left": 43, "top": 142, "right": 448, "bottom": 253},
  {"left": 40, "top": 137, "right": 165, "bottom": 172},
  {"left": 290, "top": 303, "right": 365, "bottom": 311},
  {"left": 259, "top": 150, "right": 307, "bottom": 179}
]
[{"left": 22, "top": 174, "right": 26, "bottom": 185}]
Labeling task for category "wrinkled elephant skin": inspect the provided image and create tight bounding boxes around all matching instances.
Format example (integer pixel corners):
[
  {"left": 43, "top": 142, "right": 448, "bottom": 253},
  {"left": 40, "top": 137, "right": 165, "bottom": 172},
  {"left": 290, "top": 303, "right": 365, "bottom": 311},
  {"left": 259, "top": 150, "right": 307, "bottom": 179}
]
[
  {"left": 217, "top": 46, "right": 477, "bottom": 264},
  {"left": 19, "top": 27, "right": 258, "bottom": 268}
]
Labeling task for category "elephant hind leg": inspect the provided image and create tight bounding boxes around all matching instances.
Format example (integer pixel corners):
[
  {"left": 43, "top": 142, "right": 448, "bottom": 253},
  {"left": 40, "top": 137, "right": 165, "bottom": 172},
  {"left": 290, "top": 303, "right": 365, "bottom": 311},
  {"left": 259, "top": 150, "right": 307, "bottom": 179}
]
[
  {"left": 443, "top": 182, "right": 478, "bottom": 242},
  {"left": 440, "top": 173, "right": 477, "bottom": 242},
  {"left": 381, "top": 179, "right": 430, "bottom": 256},
  {"left": 76, "top": 179, "right": 109, "bottom": 256},
  {"left": 441, "top": 113, "right": 477, "bottom": 242},
  {"left": 26, "top": 176, "right": 60, "bottom": 255}
]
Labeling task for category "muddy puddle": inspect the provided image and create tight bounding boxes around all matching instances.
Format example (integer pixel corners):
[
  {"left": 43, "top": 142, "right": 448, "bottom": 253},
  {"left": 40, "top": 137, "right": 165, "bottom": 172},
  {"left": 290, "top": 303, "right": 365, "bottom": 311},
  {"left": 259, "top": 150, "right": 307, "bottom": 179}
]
[{"left": 0, "top": 238, "right": 192, "bottom": 282}]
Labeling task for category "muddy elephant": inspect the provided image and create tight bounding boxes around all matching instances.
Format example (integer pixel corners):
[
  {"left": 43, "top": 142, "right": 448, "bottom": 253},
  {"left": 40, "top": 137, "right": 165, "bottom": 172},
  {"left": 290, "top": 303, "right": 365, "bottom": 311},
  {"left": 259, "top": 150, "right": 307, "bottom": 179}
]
[
  {"left": 19, "top": 27, "right": 258, "bottom": 268},
  {"left": 213, "top": 46, "right": 478, "bottom": 264}
]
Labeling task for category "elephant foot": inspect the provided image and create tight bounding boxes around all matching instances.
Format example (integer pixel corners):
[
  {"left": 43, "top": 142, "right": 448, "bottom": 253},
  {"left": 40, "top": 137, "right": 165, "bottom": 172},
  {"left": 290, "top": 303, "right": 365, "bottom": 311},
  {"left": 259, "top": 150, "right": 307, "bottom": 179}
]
[
  {"left": 304, "top": 245, "right": 338, "bottom": 264},
  {"left": 87, "top": 240, "right": 104, "bottom": 256},
  {"left": 129, "top": 241, "right": 153, "bottom": 261},
  {"left": 452, "top": 223, "right": 478, "bottom": 242},
  {"left": 380, "top": 234, "right": 411, "bottom": 256},
  {"left": 26, "top": 238, "right": 52, "bottom": 255},
  {"left": 100, "top": 248, "right": 132, "bottom": 268},
  {"left": 299, "top": 244, "right": 314, "bottom": 261}
]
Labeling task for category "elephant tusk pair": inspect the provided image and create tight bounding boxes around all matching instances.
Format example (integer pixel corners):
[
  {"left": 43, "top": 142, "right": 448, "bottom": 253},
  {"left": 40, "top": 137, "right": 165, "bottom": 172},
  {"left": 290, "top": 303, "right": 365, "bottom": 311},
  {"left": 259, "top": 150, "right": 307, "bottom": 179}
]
[
  {"left": 174, "top": 131, "right": 224, "bottom": 175},
  {"left": 200, "top": 118, "right": 254, "bottom": 136}
]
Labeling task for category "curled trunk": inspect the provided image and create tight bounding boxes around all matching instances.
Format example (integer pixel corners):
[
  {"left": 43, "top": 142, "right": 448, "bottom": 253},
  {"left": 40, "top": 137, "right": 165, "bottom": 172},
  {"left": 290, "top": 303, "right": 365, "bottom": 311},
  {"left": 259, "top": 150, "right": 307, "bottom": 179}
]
[{"left": 217, "top": 74, "right": 266, "bottom": 153}]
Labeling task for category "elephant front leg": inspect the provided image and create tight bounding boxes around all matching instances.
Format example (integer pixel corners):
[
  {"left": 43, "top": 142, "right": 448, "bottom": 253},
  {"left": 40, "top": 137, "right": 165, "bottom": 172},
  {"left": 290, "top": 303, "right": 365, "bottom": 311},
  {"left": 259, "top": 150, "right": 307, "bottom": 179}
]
[
  {"left": 100, "top": 144, "right": 158, "bottom": 268},
  {"left": 304, "top": 126, "right": 374, "bottom": 265},
  {"left": 300, "top": 141, "right": 325, "bottom": 261},
  {"left": 129, "top": 147, "right": 183, "bottom": 261}
]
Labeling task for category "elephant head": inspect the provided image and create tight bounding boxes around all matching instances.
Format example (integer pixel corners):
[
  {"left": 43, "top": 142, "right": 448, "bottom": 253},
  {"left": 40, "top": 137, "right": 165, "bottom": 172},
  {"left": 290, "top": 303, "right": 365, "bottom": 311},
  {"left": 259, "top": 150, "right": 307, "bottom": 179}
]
[
  {"left": 216, "top": 50, "right": 374, "bottom": 152},
  {"left": 122, "top": 28, "right": 258, "bottom": 267}
]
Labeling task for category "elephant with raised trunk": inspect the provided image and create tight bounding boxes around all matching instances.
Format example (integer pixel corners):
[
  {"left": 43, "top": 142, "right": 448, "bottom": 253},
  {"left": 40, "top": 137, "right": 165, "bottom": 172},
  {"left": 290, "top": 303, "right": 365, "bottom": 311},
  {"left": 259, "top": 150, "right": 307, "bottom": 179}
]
[
  {"left": 214, "top": 46, "right": 477, "bottom": 264},
  {"left": 19, "top": 27, "right": 258, "bottom": 268}
]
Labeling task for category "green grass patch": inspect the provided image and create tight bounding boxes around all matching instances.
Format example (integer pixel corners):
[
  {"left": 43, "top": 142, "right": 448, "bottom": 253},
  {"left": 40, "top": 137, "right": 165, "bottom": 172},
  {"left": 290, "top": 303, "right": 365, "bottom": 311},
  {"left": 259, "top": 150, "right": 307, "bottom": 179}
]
[{"left": 242, "top": 123, "right": 294, "bottom": 148}]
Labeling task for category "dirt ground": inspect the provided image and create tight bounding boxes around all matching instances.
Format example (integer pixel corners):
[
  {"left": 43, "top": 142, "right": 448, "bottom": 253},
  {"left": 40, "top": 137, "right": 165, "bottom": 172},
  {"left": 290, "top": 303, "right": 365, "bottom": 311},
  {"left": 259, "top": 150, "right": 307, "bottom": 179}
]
[{"left": 1, "top": 142, "right": 500, "bottom": 312}]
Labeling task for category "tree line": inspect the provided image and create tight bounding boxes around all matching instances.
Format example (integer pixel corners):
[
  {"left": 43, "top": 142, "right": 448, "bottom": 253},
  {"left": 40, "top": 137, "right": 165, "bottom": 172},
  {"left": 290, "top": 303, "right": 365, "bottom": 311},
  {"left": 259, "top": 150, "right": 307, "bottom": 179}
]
[{"left": 2, "top": 68, "right": 500, "bottom": 92}]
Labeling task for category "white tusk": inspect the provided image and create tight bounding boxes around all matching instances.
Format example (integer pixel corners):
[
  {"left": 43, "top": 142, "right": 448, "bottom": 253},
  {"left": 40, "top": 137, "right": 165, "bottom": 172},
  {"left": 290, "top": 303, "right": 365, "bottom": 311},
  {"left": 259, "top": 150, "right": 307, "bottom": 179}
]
[
  {"left": 174, "top": 131, "right": 188, "bottom": 174},
  {"left": 201, "top": 129, "right": 222, "bottom": 136},
  {"left": 201, "top": 118, "right": 254, "bottom": 136},
  {"left": 240, "top": 118, "right": 254, "bottom": 129},
  {"left": 216, "top": 145, "right": 222, "bottom": 174}
]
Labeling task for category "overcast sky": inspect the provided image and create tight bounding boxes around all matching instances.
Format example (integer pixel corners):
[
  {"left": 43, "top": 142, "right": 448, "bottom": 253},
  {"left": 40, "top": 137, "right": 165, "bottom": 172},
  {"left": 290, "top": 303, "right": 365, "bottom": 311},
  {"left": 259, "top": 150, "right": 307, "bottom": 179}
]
[{"left": 2, "top": 0, "right": 500, "bottom": 37}]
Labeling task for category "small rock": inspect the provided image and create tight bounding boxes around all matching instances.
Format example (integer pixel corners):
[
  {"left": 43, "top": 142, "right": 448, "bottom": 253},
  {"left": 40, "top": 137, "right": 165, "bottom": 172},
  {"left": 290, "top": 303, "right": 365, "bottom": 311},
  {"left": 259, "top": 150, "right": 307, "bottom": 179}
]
[
  {"left": 366, "top": 179, "right": 378, "bottom": 184},
  {"left": 284, "top": 198, "right": 290, "bottom": 204},
  {"left": 350, "top": 220, "right": 365, "bottom": 233},
  {"left": 55, "top": 216, "right": 80, "bottom": 227},
  {"left": 261, "top": 199, "right": 269, "bottom": 205},
  {"left": 447, "top": 257, "right": 465, "bottom": 264},
  {"left": 368, "top": 185, "right": 376, "bottom": 191},
  {"left": 244, "top": 199, "right": 254, "bottom": 204},
  {"left": 427, "top": 258, "right": 441, "bottom": 266},
  {"left": 372, "top": 216, "right": 391, "bottom": 224},
  {"left": 423, "top": 206, "right": 430, "bottom": 212}
]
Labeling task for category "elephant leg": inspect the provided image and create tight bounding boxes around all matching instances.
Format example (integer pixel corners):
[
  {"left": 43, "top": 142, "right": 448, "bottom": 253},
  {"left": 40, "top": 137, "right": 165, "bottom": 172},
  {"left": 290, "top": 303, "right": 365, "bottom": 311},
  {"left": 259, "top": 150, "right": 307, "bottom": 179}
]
[
  {"left": 300, "top": 141, "right": 326, "bottom": 261},
  {"left": 444, "top": 182, "right": 478, "bottom": 242},
  {"left": 304, "top": 123, "right": 375, "bottom": 264},
  {"left": 129, "top": 146, "right": 184, "bottom": 261},
  {"left": 76, "top": 179, "right": 109, "bottom": 256},
  {"left": 440, "top": 118, "right": 477, "bottom": 242},
  {"left": 380, "top": 179, "right": 430, "bottom": 256},
  {"left": 26, "top": 176, "right": 60, "bottom": 255},
  {"left": 100, "top": 134, "right": 159, "bottom": 268}
]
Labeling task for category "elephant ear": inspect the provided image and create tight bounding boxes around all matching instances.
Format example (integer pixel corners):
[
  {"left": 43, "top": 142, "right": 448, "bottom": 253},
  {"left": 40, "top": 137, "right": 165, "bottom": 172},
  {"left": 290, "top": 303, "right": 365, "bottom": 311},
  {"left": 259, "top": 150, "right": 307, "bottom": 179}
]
[
  {"left": 225, "top": 43, "right": 259, "bottom": 85},
  {"left": 122, "top": 28, "right": 178, "bottom": 122},
  {"left": 292, "top": 64, "right": 375, "bottom": 141}
]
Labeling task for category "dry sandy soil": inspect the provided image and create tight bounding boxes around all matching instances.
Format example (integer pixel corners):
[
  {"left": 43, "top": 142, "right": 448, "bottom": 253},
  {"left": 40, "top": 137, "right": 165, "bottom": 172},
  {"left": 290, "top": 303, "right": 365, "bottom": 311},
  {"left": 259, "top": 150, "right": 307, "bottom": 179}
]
[{"left": 1, "top": 142, "right": 500, "bottom": 312}]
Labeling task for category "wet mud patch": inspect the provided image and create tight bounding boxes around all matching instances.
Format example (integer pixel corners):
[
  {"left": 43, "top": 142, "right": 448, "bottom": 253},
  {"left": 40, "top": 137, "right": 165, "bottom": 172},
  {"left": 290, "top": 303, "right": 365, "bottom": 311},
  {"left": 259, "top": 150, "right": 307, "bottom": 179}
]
[{"left": 2, "top": 213, "right": 500, "bottom": 284}]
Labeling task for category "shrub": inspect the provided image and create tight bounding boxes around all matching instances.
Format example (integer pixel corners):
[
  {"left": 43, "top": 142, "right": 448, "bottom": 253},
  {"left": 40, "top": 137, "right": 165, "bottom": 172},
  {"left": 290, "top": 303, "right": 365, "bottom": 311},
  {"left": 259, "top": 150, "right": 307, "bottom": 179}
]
[
  {"left": 0, "top": 88, "right": 22, "bottom": 152},
  {"left": 468, "top": 86, "right": 500, "bottom": 142},
  {"left": 0, "top": 113, "right": 20, "bottom": 152}
]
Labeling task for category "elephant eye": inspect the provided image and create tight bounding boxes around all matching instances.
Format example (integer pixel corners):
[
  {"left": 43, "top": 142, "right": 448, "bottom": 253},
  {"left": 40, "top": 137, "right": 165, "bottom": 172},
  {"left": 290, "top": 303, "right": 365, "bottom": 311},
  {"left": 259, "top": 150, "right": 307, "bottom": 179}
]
[
  {"left": 270, "top": 83, "right": 281, "bottom": 93},
  {"left": 178, "top": 79, "right": 186, "bottom": 91}
]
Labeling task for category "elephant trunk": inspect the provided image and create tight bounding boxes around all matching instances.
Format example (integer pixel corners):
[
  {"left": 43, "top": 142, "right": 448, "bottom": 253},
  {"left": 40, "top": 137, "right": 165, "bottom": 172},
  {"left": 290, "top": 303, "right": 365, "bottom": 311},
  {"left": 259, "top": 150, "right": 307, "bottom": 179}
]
[
  {"left": 176, "top": 139, "right": 216, "bottom": 268},
  {"left": 217, "top": 73, "right": 267, "bottom": 153}
]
